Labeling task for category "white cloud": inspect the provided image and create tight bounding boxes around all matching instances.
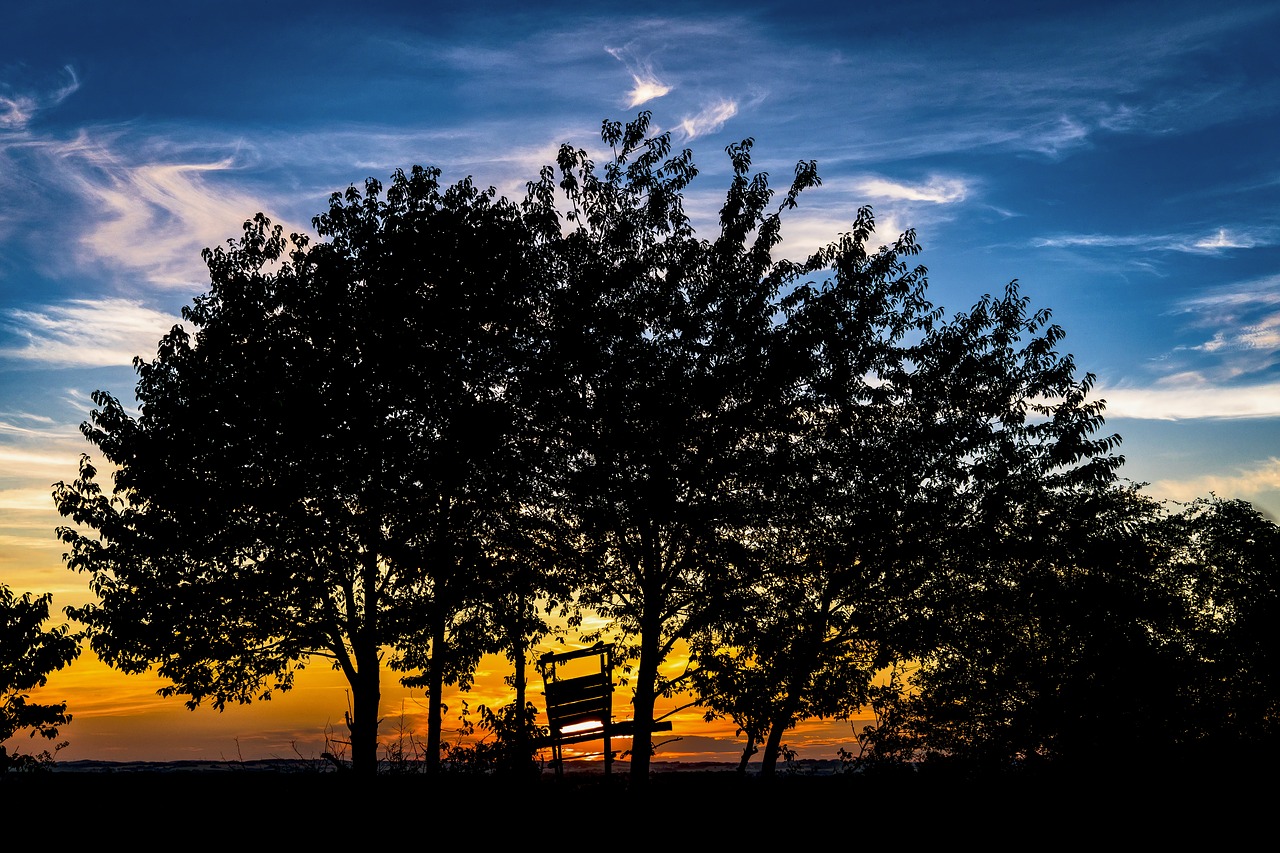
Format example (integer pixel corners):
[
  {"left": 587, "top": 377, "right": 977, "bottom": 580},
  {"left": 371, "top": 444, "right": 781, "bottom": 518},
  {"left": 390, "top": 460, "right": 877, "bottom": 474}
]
[
  {"left": 0, "top": 66, "right": 79, "bottom": 131},
  {"left": 605, "top": 46, "right": 672, "bottom": 108},
  {"left": 1149, "top": 457, "right": 1280, "bottom": 505},
  {"left": 1035, "top": 234, "right": 1151, "bottom": 249},
  {"left": 629, "top": 79, "right": 672, "bottom": 108},
  {"left": 0, "top": 93, "right": 38, "bottom": 130},
  {"left": 856, "top": 175, "right": 968, "bottom": 204},
  {"left": 55, "top": 142, "right": 291, "bottom": 287},
  {"left": 1096, "top": 381, "right": 1280, "bottom": 420},
  {"left": 749, "top": 210, "right": 915, "bottom": 265},
  {"left": 1163, "top": 275, "right": 1280, "bottom": 379},
  {"left": 0, "top": 485, "right": 70, "bottom": 513},
  {"left": 1, "top": 121, "right": 300, "bottom": 289},
  {"left": 1026, "top": 115, "right": 1090, "bottom": 157},
  {"left": 1188, "top": 319, "right": 1280, "bottom": 356},
  {"left": 0, "top": 411, "right": 55, "bottom": 428},
  {"left": 2, "top": 298, "right": 184, "bottom": 368},
  {"left": 0, "top": 447, "right": 79, "bottom": 472},
  {"left": 1034, "top": 227, "right": 1276, "bottom": 254},
  {"left": 1178, "top": 277, "right": 1280, "bottom": 313},
  {"left": 0, "top": 414, "right": 92, "bottom": 524},
  {"left": 678, "top": 99, "right": 738, "bottom": 140},
  {"left": 1193, "top": 228, "right": 1257, "bottom": 250}
]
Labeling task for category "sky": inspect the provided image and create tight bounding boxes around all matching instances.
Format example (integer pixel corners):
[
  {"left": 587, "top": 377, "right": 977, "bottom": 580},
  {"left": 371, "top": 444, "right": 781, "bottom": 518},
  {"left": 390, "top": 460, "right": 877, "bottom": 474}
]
[{"left": 2, "top": 0, "right": 1278, "bottom": 765}]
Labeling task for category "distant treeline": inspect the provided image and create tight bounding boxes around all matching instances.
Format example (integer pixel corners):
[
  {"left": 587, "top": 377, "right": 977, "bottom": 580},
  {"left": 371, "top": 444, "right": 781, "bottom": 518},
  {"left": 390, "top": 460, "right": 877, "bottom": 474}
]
[{"left": 12, "top": 113, "right": 1273, "bottom": 782}]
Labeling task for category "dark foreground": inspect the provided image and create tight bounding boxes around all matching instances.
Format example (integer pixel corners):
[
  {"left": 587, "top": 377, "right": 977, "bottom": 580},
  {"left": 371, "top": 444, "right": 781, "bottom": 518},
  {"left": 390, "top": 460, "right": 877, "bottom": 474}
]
[{"left": 2, "top": 758, "right": 1271, "bottom": 844}]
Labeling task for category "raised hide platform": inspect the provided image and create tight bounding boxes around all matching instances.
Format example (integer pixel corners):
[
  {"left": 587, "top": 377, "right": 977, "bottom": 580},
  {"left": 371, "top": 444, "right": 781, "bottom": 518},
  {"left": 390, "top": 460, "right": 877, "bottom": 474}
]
[{"left": 534, "top": 643, "right": 673, "bottom": 776}]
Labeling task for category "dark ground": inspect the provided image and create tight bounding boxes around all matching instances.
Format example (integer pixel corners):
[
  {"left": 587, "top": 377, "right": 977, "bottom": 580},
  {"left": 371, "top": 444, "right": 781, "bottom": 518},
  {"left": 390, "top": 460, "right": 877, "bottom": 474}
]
[{"left": 2, "top": 757, "right": 1271, "bottom": 844}]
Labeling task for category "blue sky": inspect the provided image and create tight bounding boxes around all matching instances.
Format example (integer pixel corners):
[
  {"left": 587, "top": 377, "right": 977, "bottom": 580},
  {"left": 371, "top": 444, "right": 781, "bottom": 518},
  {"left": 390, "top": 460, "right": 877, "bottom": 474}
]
[{"left": 2, "top": 0, "right": 1279, "bottom": 760}]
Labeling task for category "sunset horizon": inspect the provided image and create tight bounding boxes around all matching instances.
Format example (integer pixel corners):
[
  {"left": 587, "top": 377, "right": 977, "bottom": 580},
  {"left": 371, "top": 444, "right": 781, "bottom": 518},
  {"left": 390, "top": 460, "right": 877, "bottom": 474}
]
[{"left": 4, "top": 0, "right": 1278, "bottom": 773}]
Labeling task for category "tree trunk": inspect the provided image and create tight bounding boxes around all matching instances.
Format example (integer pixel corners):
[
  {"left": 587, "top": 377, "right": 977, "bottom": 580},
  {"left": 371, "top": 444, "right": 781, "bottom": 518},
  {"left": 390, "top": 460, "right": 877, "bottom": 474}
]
[
  {"left": 629, "top": 595, "right": 664, "bottom": 784},
  {"left": 759, "top": 715, "right": 787, "bottom": 777},
  {"left": 347, "top": 642, "right": 382, "bottom": 777},
  {"left": 512, "top": 603, "right": 529, "bottom": 767},
  {"left": 629, "top": 648, "right": 657, "bottom": 783},
  {"left": 345, "top": 540, "right": 384, "bottom": 778},
  {"left": 760, "top": 675, "right": 807, "bottom": 777},
  {"left": 737, "top": 732, "right": 757, "bottom": 774},
  {"left": 759, "top": 608, "right": 828, "bottom": 777},
  {"left": 424, "top": 615, "right": 447, "bottom": 774}
]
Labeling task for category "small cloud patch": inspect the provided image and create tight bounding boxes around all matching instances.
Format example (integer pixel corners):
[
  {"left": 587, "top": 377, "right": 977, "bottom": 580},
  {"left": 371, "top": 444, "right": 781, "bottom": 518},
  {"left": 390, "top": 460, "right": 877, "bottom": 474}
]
[
  {"left": 678, "top": 99, "right": 738, "bottom": 140},
  {"left": 605, "top": 46, "right": 672, "bottom": 108},
  {"left": 856, "top": 175, "right": 968, "bottom": 204}
]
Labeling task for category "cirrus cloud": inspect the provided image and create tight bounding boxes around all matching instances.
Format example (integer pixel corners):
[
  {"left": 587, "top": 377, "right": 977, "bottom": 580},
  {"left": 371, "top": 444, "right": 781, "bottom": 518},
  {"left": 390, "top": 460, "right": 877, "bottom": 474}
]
[
  {"left": 1034, "top": 226, "right": 1277, "bottom": 254},
  {"left": 2, "top": 297, "right": 184, "bottom": 368},
  {"left": 0, "top": 65, "right": 79, "bottom": 131},
  {"left": 678, "top": 99, "right": 738, "bottom": 140},
  {"left": 856, "top": 175, "right": 969, "bottom": 204},
  {"left": 605, "top": 45, "right": 672, "bottom": 108}
]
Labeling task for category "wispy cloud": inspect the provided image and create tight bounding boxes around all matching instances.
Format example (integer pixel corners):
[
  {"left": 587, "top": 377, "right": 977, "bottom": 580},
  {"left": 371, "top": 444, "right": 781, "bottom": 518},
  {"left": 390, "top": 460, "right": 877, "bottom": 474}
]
[
  {"left": 1176, "top": 275, "right": 1280, "bottom": 313},
  {"left": 1164, "top": 275, "right": 1280, "bottom": 380},
  {"left": 51, "top": 139, "right": 295, "bottom": 287},
  {"left": 1193, "top": 228, "right": 1259, "bottom": 250},
  {"left": 0, "top": 411, "right": 91, "bottom": 521},
  {"left": 605, "top": 45, "right": 672, "bottom": 107},
  {"left": 0, "top": 93, "right": 39, "bottom": 131},
  {"left": 739, "top": 209, "right": 915, "bottom": 265},
  {"left": 856, "top": 175, "right": 969, "bottom": 204},
  {"left": 0, "top": 112, "right": 301, "bottom": 289},
  {"left": 805, "top": 7, "right": 1280, "bottom": 163},
  {"left": 0, "top": 410, "right": 54, "bottom": 427},
  {"left": 678, "top": 99, "right": 738, "bottom": 140},
  {"left": 1034, "top": 227, "right": 1276, "bottom": 254},
  {"left": 2, "top": 298, "right": 184, "bottom": 368},
  {"left": 0, "top": 65, "right": 79, "bottom": 131},
  {"left": 1096, "top": 381, "right": 1280, "bottom": 420},
  {"left": 1187, "top": 324, "right": 1280, "bottom": 357}
]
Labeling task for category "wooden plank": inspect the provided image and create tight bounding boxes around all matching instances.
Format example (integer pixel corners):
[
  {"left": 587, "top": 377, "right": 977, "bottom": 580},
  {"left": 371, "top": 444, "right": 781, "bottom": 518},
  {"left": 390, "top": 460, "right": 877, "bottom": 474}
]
[
  {"left": 546, "top": 702, "right": 610, "bottom": 722},
  {"left": 544, "top": 674, "right": 611, "bottom": 704},
  {"left": 538, "top": 643, "right": 609, "bottom": 666},
  {"left": 545, "top": 696, "right": 609, "bottom": 712},
  {"left": 531, "top": 719, "right": 674, "bottom": 748},
  {"left": 609, "top": 720, "right": 673, "bottom": 735}
]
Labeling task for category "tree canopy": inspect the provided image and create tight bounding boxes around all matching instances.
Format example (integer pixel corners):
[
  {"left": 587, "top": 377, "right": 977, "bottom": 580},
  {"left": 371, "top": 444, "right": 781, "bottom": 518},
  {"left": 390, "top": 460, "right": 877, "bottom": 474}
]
[
  {"left": 54, "top": 166, "right": 555, "bottom": 776},
  {"left": 0, "top": 584, "right": 81, "bottom": 773},
  {"left": 49, "top": 112, "right": 1279, "bottom": 783}
]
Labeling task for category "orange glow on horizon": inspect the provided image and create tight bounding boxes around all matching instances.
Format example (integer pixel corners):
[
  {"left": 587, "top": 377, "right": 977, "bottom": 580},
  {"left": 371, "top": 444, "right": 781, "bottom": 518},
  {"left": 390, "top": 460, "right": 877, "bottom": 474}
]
[
  {"left": 7, "top": 506, "right": 867, "bottom": 767},
  {"left": 15, "top": 643, "right": 869, "bottom": 766}
]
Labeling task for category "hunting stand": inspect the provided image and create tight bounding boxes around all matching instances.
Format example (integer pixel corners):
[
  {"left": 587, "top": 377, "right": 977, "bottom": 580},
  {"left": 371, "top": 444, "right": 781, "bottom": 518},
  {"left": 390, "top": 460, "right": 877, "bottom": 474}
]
[{"left": 534, "top": 642, "right": 672, "bottom": 777}]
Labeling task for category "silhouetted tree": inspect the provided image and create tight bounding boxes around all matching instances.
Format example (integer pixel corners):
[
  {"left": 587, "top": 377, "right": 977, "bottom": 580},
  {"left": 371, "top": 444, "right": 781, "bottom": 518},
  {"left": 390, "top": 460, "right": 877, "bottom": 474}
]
[
  {"left": 877, "top": 491, "right": 1280, "bottom": 775},
  {"left": 538, "top": 113, "right": 827, "bottom": 782},
  {"left": 879, "top": 483, "right": 1194, "bottom": 773},
  {"left": 53, "top": 167, "right": 550, "bottom": 777},
  {"left": 1159, "top": 495, "right": 1280, "bottom": 750},
  {"left": 691, "top": 214, "right": 1126, "bottom": 774},
  {"left": 1, "top": 584, "right": 81, "bottom": 772}
]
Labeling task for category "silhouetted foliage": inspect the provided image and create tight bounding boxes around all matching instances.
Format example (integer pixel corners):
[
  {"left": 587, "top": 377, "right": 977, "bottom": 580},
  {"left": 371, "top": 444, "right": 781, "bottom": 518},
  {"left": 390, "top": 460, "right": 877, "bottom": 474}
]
[
  {"left": 0, "top": 584, "right": 80, "bottom": 773},
  {"left": 1159, "top": 496, "right": 1280, "bottom": 748},
  {"left": 854, "top": 489, "right": 1280, "bottom": 774},
  {"left": 690, "top": 224, "right": 1125, "bottom": 775},
  {"left": 440, "top": 700, "right": 547, "bottom": 776},
  {"left": 53, "top": 167, "right": 553, "bottom": 778},
  {"left": 893, "top": 485, "right": 1171, "bottom": 770},
  {"left": 537, "top": 114, "right": 836, "bottom": 782},
  {"left": 49, "top": 110, "right": 1280, "bottom": 781}
]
